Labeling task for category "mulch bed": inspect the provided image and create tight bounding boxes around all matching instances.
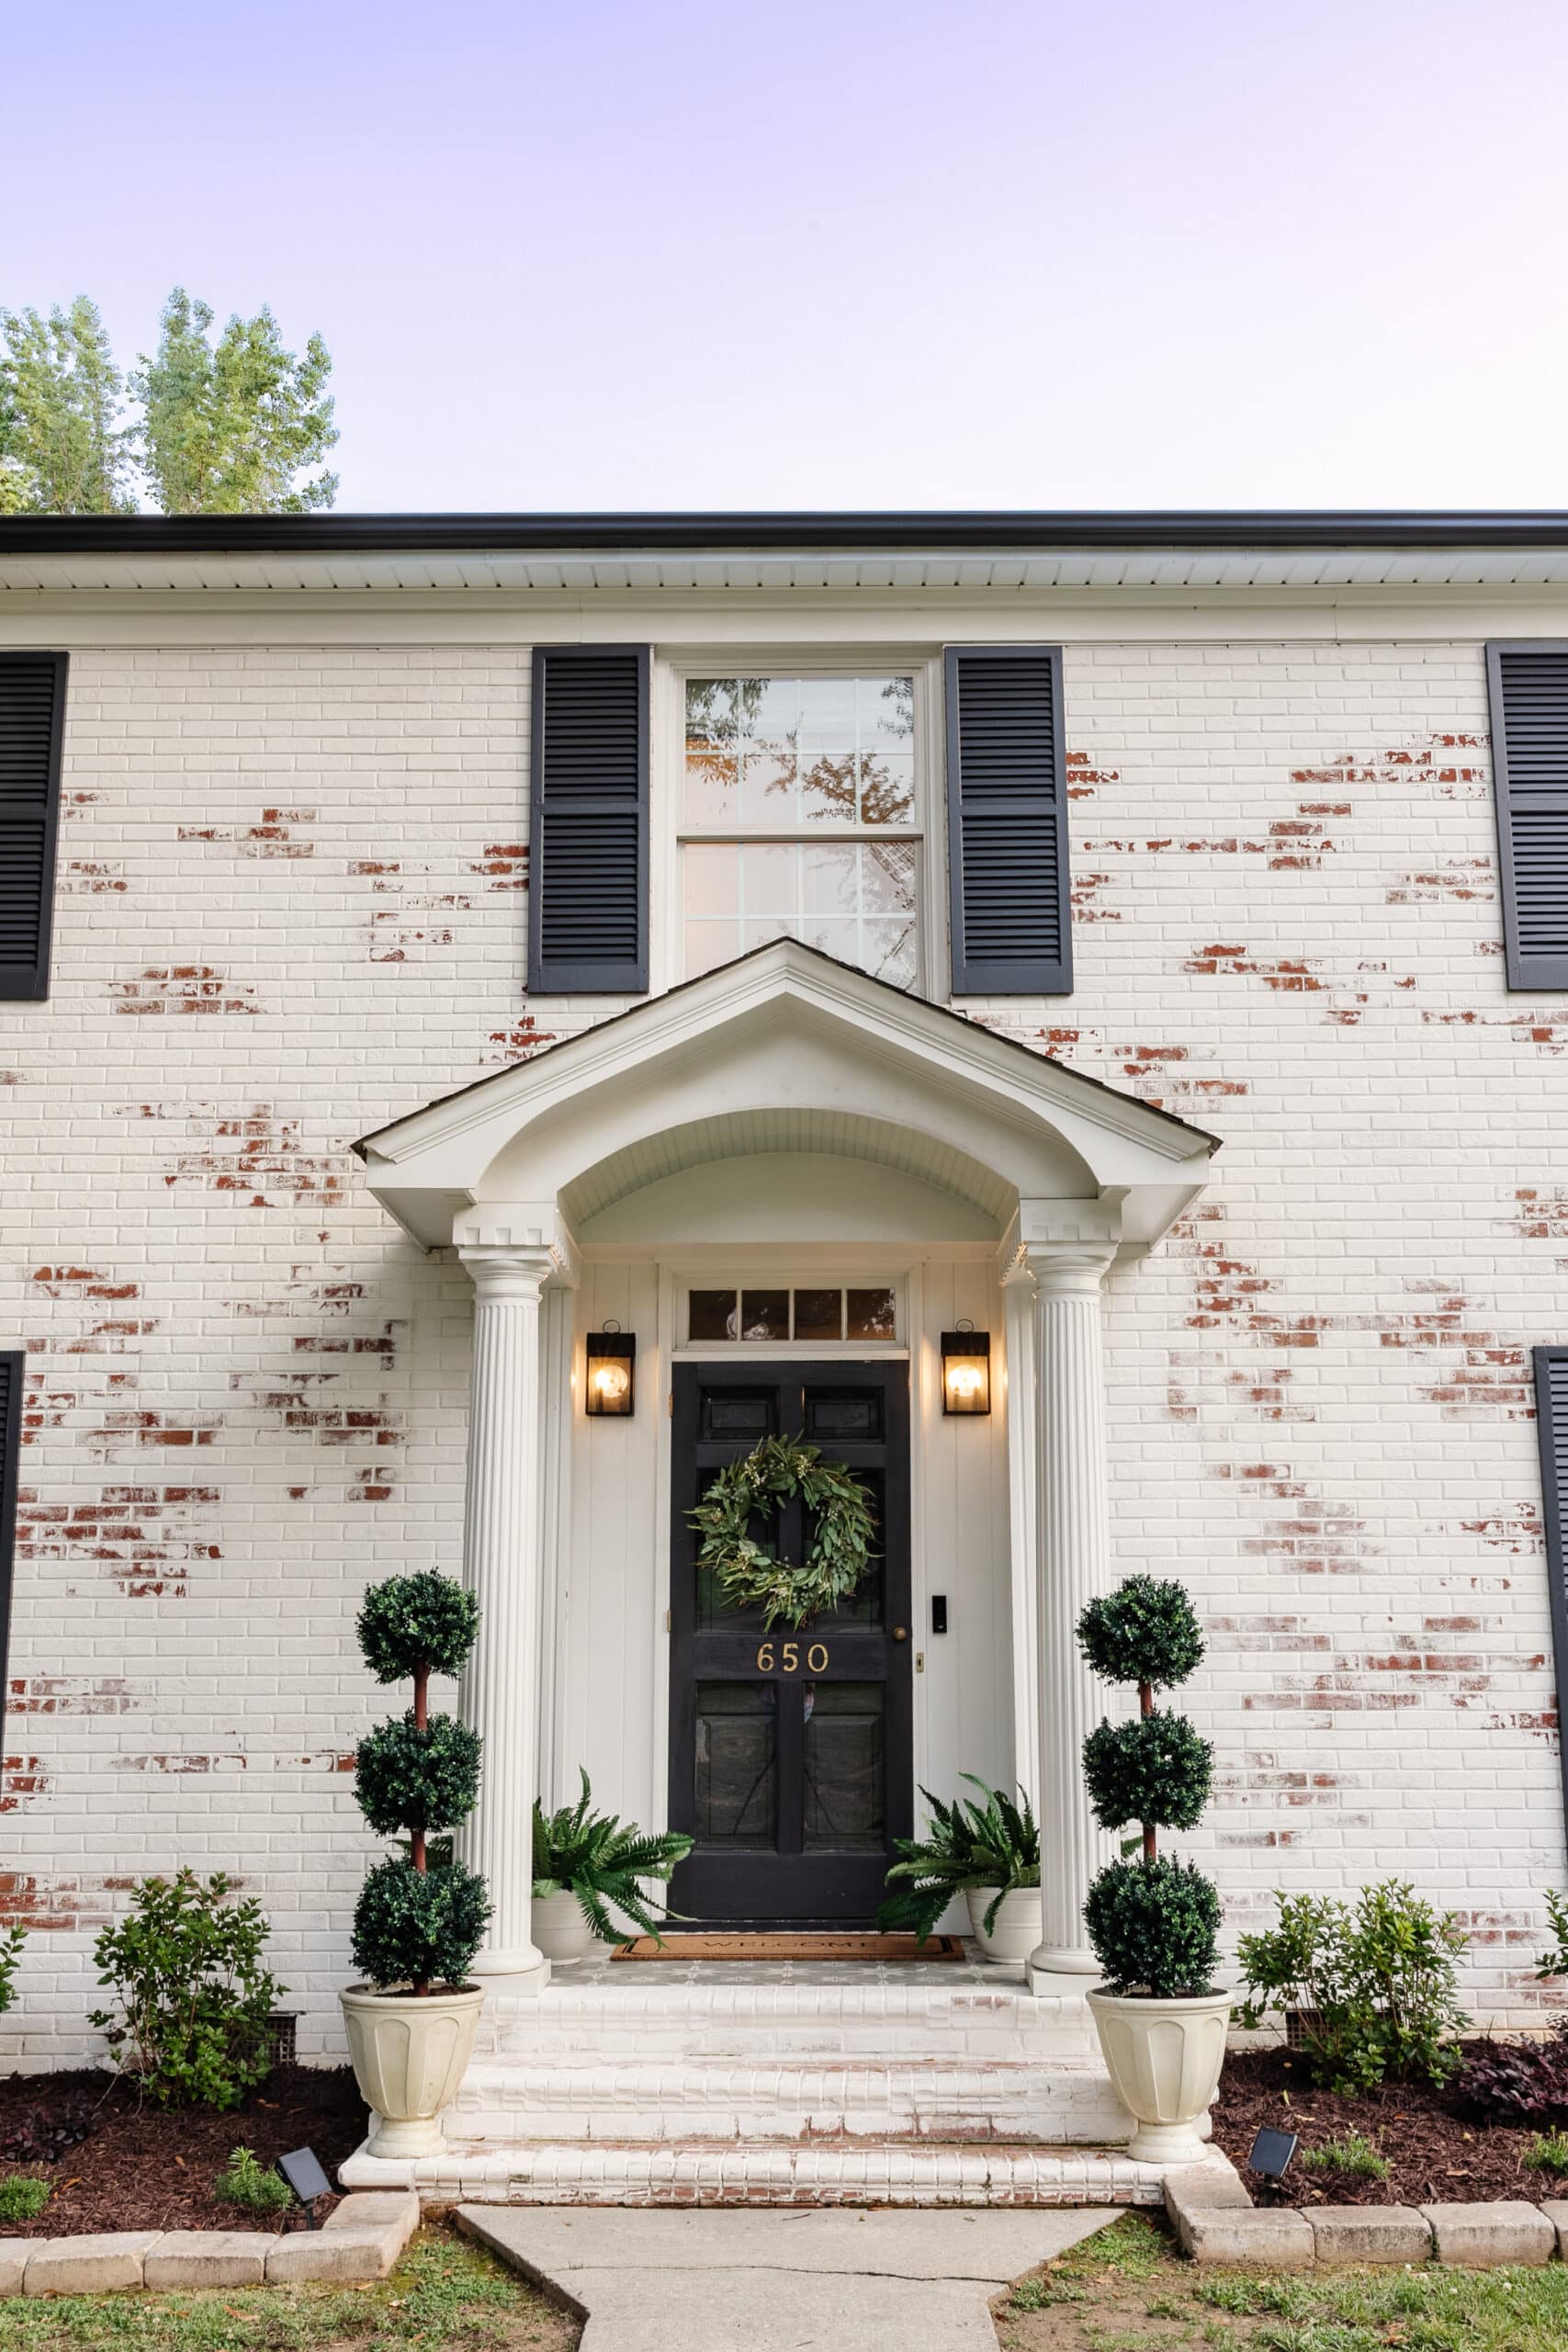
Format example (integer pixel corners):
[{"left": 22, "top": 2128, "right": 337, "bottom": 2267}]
[
  {"left": 0, "top": 2064, "right": 367, "bottom": 2236},
  {"left": 1213, "top": 2041, "right": 1568, "bottom": 2208}
]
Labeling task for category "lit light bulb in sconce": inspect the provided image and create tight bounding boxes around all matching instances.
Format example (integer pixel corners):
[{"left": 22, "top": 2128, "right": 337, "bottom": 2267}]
[
  {"left": 940, "top": 1327, "right": 991, "bottom": 1417},
  {"left": 592, "top": 1360, "right": 630, "bottom": 1404},
  {"left": 585, "top": 1329, "right": 636, "bottom": 1417}
]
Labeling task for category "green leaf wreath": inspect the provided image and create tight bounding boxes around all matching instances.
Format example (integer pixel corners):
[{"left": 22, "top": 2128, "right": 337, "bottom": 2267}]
[{"left": 689, "top": 1432, "right": 877, "bottom": 1631}]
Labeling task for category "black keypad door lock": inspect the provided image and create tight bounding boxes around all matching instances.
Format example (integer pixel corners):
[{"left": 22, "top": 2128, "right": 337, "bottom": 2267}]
[{"left": 931, "top": 1594, "right": 948, "bottom": 1634}]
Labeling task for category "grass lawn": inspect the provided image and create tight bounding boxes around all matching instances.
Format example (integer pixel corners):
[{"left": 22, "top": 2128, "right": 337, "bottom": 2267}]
[
  {"left": 0, "top": 2228, "right": 578, "bottom": 2352},
  {"left": 993, "top": 2211, "right": 1568, "bottom": 2352}
]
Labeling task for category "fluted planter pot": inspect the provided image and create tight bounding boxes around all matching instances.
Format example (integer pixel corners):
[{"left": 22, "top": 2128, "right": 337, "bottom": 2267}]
[
  {"left": 341, "top": 1983, "right": 485, "bottom": 2159},
  {"left": 964, "top": 1884, "right": 1043, "bottom": 1965},
  {"left": 532, "top": 1886, "right": 599, "bottom": 1964},
  {"left": 1087, "top": 1986, "right": 1232, "bottom": 2163}
]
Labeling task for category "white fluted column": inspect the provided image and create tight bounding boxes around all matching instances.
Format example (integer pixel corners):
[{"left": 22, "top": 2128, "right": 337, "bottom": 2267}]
[
  {"left": 457, "top": 1245, "right": 552, "bottom": 1988},
  {"left": 1029, "top": 1240, "right": 1118, "bottom": 1984}
]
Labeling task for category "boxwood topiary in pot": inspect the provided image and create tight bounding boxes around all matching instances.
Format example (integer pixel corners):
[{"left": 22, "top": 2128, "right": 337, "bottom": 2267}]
[
  {"left": 1076, "top": 1573, "right": 1230, "bottom": 2163},
  {"left": 340, "top": 1568, "right": 493, "bottom": 2159}
]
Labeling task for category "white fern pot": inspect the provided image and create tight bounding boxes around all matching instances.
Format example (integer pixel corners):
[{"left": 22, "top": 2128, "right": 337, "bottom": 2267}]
[
  {"left": 964, "top": 1884, "right": 1043, "bottom": 1964},
  {"left": 1086, "top": 1986, "right": 1233, "bottom": 2164},
  {"left": 340, "top": 1983, "right": 485, "bottom": 2159},
  {"left": 532, "top": 1885, "right": 599, "bottom": 1963}
]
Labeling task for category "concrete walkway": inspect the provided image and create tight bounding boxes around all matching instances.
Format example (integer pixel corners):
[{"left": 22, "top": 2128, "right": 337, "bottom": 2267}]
[{"left": 458, "top": 2204, "right": 1118, "bottom": 2350}]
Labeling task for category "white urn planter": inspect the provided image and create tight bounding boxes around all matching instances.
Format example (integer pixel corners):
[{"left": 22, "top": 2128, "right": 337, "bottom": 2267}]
[
  {"left": 964, "top": 1884, "right": 1043, "bottom": 1964},
  {"left": 532, "top": 1885, "right": 600, "bottom": 1964},
  {"left": 1086, "top": 1986, "right": 1233, "bottom": 2163},
  {"left": 340, "top": 1983, "right": 485, "bottom": 2158}
]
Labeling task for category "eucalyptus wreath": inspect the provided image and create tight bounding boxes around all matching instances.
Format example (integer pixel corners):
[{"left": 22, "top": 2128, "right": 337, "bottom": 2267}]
[{"left": 689, "top": 1432, "right": 877, "bottom": 1631}]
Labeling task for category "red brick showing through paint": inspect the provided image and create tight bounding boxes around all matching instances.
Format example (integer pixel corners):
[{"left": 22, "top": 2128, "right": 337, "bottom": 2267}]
[
  {"left": 177, "top": 808, "right": 316, "bottom": 857},
  {"left": 1, "top": 1758, "right": 51, "bottom": 1814},
  {"left": 162, "top": 1105, "right": 347, "bottom": 1208},
  {"left": 111, "top": 967, "right": 261, "bottom": 1016}
]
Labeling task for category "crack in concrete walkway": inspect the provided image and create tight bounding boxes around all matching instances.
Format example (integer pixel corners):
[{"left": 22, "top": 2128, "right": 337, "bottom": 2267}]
[{"left": 458, "top": 2205, "right": 1120, "bottom": 2350}]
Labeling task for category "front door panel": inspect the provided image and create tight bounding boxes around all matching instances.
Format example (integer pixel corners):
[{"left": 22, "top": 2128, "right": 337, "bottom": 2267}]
[{"left": 669, "top": 1361, "right": 912, "bottom": 1924}]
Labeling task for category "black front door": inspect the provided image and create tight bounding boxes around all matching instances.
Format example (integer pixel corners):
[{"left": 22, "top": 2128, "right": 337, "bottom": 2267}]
[{"left": 668, "top": 1361, "right": 912, "bottom": 1925}]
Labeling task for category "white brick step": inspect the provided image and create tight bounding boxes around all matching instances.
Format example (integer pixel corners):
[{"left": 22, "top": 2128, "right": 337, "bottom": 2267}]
[
  {"left": 341, "top": 2135, "right": 1168, "bottom": 2209},
  {"left": 451, "top": 2054, "right": 1132, "bottom": 2146}
]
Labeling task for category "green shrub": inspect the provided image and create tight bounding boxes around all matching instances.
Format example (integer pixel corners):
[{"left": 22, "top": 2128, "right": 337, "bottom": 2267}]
[
  {"left": 1524, "top": 2131, "right": 1568, "bottom": 2176},
  {"left": 1236, "top": 1881, "right": 1468, "bottom": 2091},
  {"left": 1077, "top": 1575, "right": 1204, "bottom": 1690},
  {"left": 533, "top": 1769, "right": 694, "bottom": 1944},
  {"left": 1082, "top": 1712, "right": 1213, "bottom": 1835},
  {"left": 214, "top": 2144, "right": 293, "bottom": 2214},
  {"left": 349, "top": 1569, "right": 491, "bottom": 1995},
  {"left": 1076, "top": 1574, "right": 1220, "bottom": 1996},
  {"left": 0, "top": 2173, "right": 50, "bottom": 2222},
  {"left": 0, "top": 1921, "right": 25, "bottom": 2016},
  {"left": 357, "top": 1570, "right": 479, "bottom": 1685},
  {"left": 88, "top": 1868, "right": 279, "bottom": 2109},
  {"left": 1301, "top": 2130, "right": 1390, "bottom": 2181},
  {"left": 876, "top": 1777, "right": 1040, "bottom": 1944},
  {"left": 354, "top": 1713, "right": 481, "bottom": 1836},
  {"left": 1537, "top": 1888, "right": 1568, "bottom": 1982},
  {"left": 1083, "top": 1857, "right": 1221, "bottom": 1997}
]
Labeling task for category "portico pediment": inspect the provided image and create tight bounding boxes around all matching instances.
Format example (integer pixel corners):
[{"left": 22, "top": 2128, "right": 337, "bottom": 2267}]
[{"left": 353, "top": 939, "right": 1218, "bottom": 1252}]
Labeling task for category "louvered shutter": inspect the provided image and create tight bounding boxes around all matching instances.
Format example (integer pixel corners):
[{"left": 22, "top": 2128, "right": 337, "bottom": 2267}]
[
  {"left": 1486, "top": 642, "right": 1568, "bottom": 989},
  {"left": 0, "top": 1351, "right": 21, "bottom": 1756},
  {"left": 527, "top": 645, "right": 649, "bottom": 993},
  {"left": 0, "top": 653, "right": 67, "bottom": 1001},
  {"left": 1533, "top": 1349, "right": 1568, "bottom": 1838},
  {"left": 944, "top": 645, "right": 1072, "bottom": 995}
]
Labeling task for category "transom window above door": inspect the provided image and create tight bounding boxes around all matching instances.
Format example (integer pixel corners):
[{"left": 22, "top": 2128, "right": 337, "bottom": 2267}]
[
  {"left": 687, "top": 1284, "right": 899, "bottom": 1344},
  {"left": 682, "top": 673, "right": 920, "bottom": 989}
]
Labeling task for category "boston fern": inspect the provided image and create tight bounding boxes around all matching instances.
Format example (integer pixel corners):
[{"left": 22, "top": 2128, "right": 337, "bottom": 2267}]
[
  {"left": 532, "top": 1770, "right": 694, "bottom": 1945},
  {"left": 876, "top": 1776, "right": 1040, "bottom": 1943}
]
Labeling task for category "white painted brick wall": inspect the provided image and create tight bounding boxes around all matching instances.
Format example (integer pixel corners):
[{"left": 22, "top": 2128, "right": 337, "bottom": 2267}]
[{"left": 0, "top": 628, "right": 1562, "bottom": 2065}]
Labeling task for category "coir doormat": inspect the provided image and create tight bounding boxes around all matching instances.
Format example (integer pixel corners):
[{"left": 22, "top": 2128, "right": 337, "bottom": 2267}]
[{"left": 611, "top": 1931, "right": 967, "bottom": 1962}]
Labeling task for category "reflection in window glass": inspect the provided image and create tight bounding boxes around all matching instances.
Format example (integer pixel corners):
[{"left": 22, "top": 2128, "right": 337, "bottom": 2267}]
[
  {"left": 847, "top": 1288, "right": 897, "bottom": 1341},
  {"left": 803, "top": 1682, "right": 885, "bottom": 1850},
  {"left": 740, "top": 1289, "right": 789, "bottom": 1341},
  {"left": 689, "top": 1290, "right": 738, "bottom": 1341},
  {"left": 682, "top": 674, "right": 919, "bottom": 988},
  {"left": 695, "top": 1682, "right": 778, "bottom": 1849},
  {"left": 792, "top": 1288, "right": 842, "bottom": 1342}
]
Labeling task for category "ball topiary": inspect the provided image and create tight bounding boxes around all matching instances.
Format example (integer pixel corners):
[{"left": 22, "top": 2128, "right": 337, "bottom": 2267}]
[
  {"left": 354, "top": 1713, "right": 481, "bottom": 1838},
  {"left": 1082, "top": 1712, "right": 1213, "bottom": 1836},
  {"left": 1077, "top": 1571, "right": 1222, "bottom": 1997},
  {"left": 1083, "top": 1858, "right": 1221, "bottom": 1998},
  {"left": 1077, "top": 1574, "right": 1204, "bottom": 1690},
  {"left": 349, "top": 1569, "right": 491, "bottom": 1996}
]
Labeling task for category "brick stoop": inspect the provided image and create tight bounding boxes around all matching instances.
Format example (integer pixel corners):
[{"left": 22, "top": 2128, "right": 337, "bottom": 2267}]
[{"left": 337, "top": 1973, "right": 1174, "bottom": 2208}]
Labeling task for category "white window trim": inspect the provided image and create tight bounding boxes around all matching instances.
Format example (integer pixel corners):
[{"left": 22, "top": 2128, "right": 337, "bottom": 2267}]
[{"left": 651, "top": 648, "right": 950, "bottom": 1002}]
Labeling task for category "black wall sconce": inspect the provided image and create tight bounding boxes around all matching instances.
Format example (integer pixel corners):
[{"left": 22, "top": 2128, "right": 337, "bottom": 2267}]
[
  {"left": 585, "top": 1326, "right": 636, "bottom": 1417},
  {"left": 941, "top": 1324, "right": 991, "bottom": 1416}
]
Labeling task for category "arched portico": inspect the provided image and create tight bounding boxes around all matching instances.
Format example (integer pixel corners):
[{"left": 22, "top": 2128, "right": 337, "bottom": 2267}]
[{"left": 355, "top": 941, "right": 1218, "bottom": 1992}]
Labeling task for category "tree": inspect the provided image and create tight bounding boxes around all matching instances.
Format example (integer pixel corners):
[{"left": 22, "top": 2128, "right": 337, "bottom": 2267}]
[
  {"left": 132, "top": 288, "right": 338, "bottom": 514},
  {"left": 0, "top": 298, "right": 135, "bottom": 514}
]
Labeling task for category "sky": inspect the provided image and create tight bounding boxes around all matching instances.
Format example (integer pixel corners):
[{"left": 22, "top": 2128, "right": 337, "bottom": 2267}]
[{"left": 6, "top": 0, "right": 1568, "bottom": 513}]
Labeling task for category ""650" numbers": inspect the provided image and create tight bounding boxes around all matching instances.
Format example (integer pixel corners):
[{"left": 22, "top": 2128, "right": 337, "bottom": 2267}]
[{"left": 756, "top": 1641, "right": 829, "bottom": 1673}]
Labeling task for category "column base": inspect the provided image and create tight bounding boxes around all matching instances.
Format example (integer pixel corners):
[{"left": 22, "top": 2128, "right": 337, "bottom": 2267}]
[
  {"left": 1027, "top": 1945, "right": 1100, "bottom": 1997},
  {"left": 470, "top": 1950, "right": 551, "bottom": 1994}
]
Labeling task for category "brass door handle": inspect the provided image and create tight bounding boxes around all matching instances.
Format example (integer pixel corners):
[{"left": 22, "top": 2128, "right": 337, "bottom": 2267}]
[{"left": 892, "top": 1625, "right": 908, "bottom": 1641}]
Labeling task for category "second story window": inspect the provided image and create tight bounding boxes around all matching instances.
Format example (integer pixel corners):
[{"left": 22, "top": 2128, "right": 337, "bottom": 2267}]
[{"left": 681, "top": 673, "right": 920, "bottom": 988}]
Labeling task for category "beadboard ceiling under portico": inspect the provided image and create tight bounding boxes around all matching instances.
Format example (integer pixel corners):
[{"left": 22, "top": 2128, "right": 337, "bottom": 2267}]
[{"left": 353, "top": 938, "right": 1219, "bottom": 1254}]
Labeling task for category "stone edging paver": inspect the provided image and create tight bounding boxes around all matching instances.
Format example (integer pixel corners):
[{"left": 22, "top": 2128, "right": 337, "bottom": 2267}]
[
  {"left": 1165, "top": 2154, "right": 1567, "bottom": 2268},
  {"left": 0, "top": 2190, "right": 420, "bottom": 2296}
]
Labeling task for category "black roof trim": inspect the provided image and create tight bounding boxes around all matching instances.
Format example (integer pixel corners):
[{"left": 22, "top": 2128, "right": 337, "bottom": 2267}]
[{"left": 6, "top": 508, "right": 1568, "bottom": 557}]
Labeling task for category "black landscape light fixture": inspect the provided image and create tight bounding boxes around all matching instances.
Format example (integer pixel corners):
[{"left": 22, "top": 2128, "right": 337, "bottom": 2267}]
[
  {"left": 1247, "top": 2126, "right": 1298, "bottom": 2182},
  {"left": 941, "top": 1324, "right": 991, "bottom": 1416},
  {"left": 585, "top": 1325, "right": 636, "bottom": 1417},
  {"left": 278, "top": 2145, "right": 333, "bottom": 2226}
]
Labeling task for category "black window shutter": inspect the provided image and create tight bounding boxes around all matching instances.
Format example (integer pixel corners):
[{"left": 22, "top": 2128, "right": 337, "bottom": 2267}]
[
  {"left": 0, "top": 1351, "right": 21, "bottom": 1761},
  {"left": 1486, "top": 641, "right": 1568, "bottom": 989},
  {"left": 0, "top": 652, "right": 68, "bottom": 1002},
  {"left": 1533, "top": 1346, "right": 1568, "bottom": 1843},
  {"left": 527, "top": 645, "right": 649, "bottom": 993},
  {"left": 944, "top": 645, "right": 1072, "bottom": 994}
]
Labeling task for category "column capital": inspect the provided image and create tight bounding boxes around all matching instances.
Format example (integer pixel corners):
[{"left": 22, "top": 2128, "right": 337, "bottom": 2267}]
[
  {"left": 998, "top": 1198, "right": 1122, "bottom": 1292},
  {"left": 457, "top": 1206, "right": 579, "bottom": 1294},
  {"left": 459, "top": 1244, "right": 555, "bottom": 1305}
]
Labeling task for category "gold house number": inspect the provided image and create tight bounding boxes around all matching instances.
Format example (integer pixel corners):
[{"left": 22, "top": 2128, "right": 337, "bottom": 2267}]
[{"left": 755, "top": 1641, "right": 829, "bottom": 1673}]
